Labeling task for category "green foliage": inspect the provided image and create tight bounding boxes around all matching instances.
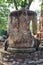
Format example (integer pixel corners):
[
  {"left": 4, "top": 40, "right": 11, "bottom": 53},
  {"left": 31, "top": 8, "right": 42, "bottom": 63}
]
[
  {"left": 7, "top": 0, "right": 29, "bottom": 8},
  {"left": 0, "top": 1, "right": 10, "bottom": 30},
  {"left": 0, "top": 29, "right": 7, "bottom": 36},
  {"left": 41, "top": 2, "right": 43, "bottom": 10},
  {"left": 0, "top": 0, "right": 33, "bottom": 36},
  {"left": 6, "top": 0, "right": 33, "bottom": 9},
  {"left": 16, "top": 0, "right": 28, "bottom": 8}
]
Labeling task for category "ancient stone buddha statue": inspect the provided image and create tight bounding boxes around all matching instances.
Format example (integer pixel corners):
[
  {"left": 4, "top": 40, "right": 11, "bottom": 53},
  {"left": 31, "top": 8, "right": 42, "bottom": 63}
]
[{"left": 7, "top": 9, "right": 34, "bottom": 48}]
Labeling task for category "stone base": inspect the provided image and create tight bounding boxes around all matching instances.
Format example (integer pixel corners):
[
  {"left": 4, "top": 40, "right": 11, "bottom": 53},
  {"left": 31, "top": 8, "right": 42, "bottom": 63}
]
[{"left": 7, "top": 47, "right": 36, "bottom": 53}]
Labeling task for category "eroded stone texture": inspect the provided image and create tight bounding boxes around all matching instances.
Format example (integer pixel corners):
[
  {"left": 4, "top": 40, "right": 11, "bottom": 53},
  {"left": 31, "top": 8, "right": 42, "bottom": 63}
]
[{"left": 8, "top": 9, "right": 34, "bottom": 48}]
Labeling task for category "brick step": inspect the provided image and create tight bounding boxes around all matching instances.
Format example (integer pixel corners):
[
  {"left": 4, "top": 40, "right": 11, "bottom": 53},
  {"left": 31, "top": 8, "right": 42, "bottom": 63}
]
[
  {"left": 0, "top": 49, "right": 10, "bottom": 54},
  {"left": 2, "top": 59, "right": 43, "bottom": 65},
  {"left": 39, "top": 46, "right": 43, "bottom": 51},
  {"left": 41, "top": 42, "right": 43, "bottom": 44},
  {"left": 28, "top": 59, "right": 43, "bottom": 64},
  {"left": 40, "top": 39, "right": 43, "bottom": 41},
  {"left": 40, "top": 42, "right": 43, "bottom": 43},
  {"left": 0, "top": 60, "right": 8, "bottom": 65}
]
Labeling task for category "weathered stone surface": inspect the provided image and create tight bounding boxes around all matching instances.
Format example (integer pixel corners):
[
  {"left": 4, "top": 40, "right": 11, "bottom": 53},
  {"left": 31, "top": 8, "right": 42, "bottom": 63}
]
[{"left": 8, "top": 9, "right": 34, "bottom": 48}]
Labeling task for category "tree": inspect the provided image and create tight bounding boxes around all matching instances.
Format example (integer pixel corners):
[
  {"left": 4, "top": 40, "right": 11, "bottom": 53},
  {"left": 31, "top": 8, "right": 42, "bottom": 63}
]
[
  {"left": 0, "top": 0, "right": 37, "bottom": 36},
  {"left": 0, "top": 0, "right": 33, "bottom": 30},
  {"left": 7, "top": 0, "right": 33, "bottom": 10}
]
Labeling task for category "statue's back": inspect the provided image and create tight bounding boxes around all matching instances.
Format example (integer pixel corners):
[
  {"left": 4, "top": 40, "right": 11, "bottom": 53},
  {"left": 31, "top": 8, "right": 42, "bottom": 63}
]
[{"left": 8, "top": 9, "right": 34, "bottom": 47}]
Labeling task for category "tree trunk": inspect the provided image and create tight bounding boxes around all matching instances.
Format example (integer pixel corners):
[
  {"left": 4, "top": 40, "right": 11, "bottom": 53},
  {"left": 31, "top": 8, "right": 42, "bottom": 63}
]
[{"left": 27, "top": 0, "right": 33, "bottom": 9}]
